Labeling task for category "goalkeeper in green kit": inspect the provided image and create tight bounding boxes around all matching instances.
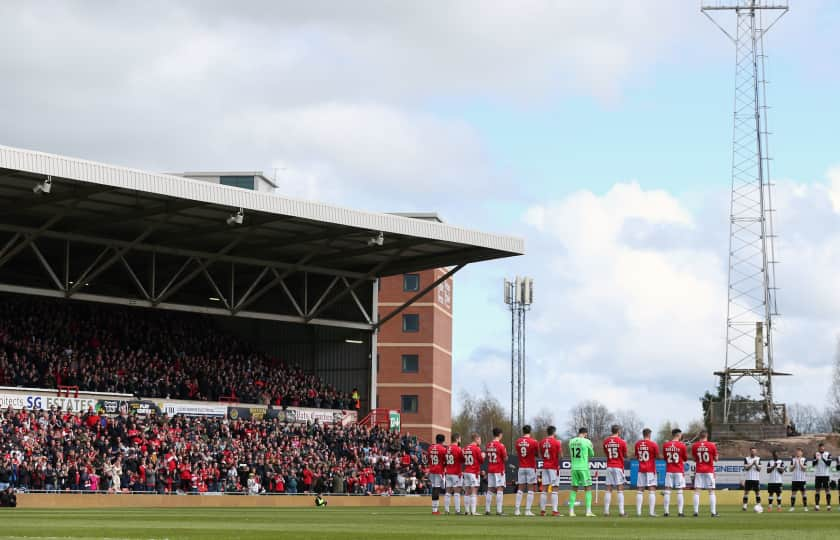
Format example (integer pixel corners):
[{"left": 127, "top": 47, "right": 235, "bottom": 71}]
[{"left": 568, "top": 427, "right": 596, "bottom": 517}]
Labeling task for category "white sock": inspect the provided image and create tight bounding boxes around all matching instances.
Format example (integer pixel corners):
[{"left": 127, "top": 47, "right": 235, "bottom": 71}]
[
  {"left": 444, "top": 493, "right": 450, "bottom": 512},
  {"left": 636, "top": 491, "right": 643, "bottom": 516},
  {"left": 473, "top": 494, "right": 478, "bottom": 514},
  {"left": 540, "top": 491, "right": 547, "bottom": 511},
  {"left": 677, "top": 491, "right": 684, "bottom": 514},
  {"left": 618, "top": 491, "right": 625, "bottom": 514},
  {"left": 649, "top": 492, "right": 656, "bottom": 515},
  {"left": 515, "top": 490, "right": 523, "bottom": 511},
  {"left": 710, "top": 492, "right": 717, "bottom": 515},
  {"left": 432, "top": 499, "right": 439, "bottom": 512},
  {"left": 526, "top": 491, "right": 534, "bottom": 511},
  {"left": 497, "top": 490, "right": 504, "bottom": 514},
  {"left": 486, "top": 493, "right": 492, "bottom": 514},
  {"left": 454, "top": 493, "right": 460, "bottom": 513},
  {"left": 693, "top": 491, "right": 700, "bottom": 513},
  {"left": 604, "top": 491, "right": 612, "bottom": 514},
  {"left": 664, "top": 490, "right": 671, "bottom": 514},
  {"left": 551, "top": 492, "right": 559, "bottom": 512}
]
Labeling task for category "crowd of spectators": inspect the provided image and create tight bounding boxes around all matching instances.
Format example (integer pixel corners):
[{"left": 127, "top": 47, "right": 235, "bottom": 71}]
[
  {"left": 0, "top": 406, "right": 429, "bottom": 495},
  {"left": 0, "top": 296, "right": 356, "bottom": 409}
]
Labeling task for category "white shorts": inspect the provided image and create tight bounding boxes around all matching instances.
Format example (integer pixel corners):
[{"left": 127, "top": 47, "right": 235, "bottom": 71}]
[
  {"left": 664, "top": 472, "right": 686, "bottom": 489},
  {"left": 636, "top": 472, "right": 657, "bottom": 488},
  {"left": 517, "top": 468, "right": 537, "bottom": 485},
  {"left": 445, "top": 474, "right": 462, "bottom": 488},
  {"left": 540, "top": 469, "right": 559, "bottom": 487},
  {"left": 605, "top": 467, "right": 625, "bottom": 487},
  {"left": 462, "top": 473, "right": 480, "bottom": 488},
  {"left": 488, "top": 472, "right": 505, "bottom": 489},
  {"left": 429, "top": 473, "right": 445, "bottom": 489},
  {"left": 694, "top": 473, "right": 716, "bottom": 490}
]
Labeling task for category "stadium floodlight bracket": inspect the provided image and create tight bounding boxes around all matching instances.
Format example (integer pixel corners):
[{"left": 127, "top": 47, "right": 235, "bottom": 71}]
[
  {"left": 367, "top": 232, "right": 384, "bottom": 247},
  {"left": 32, "top": 176, "right": 52, "bottom": 195},
  {"left": 226, "top": 207, "right": 244, "bottom": 226},
  {"left": 373, "top": 264, "right": 464, "bottom": 330}
]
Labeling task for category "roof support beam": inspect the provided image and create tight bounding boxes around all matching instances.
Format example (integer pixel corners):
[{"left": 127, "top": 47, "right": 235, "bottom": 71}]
[
  {"left": 306, "top": 250, "right": 406, "bottom": 322},
  {"left": 154, "top": 236, "right": 246, "bottom": 304},
  {"left": 0, "top": 214, "right": 65, "bottom": 270},
  {"left": 67, "top": 225, "right": 158, "bottom": 295},
  {"left": 232, "top": 246, "right": 327, "bottom": 314},
  {"left": 30, "top": 241, "right": 65, "bottom": 291},
  {"left": 0, "top": 223, "right": 370, "bottom": 279},
  {"left": 0, "top": 283, "right": 373, "bottom": 331},
  {"left": 374, "top": 264, "right": 463, "bottom": 330}
]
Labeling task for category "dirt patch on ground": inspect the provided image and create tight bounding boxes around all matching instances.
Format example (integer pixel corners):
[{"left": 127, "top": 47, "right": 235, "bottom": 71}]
[{"left": 717, "top": 433, "right": 840, "bottom": 458}]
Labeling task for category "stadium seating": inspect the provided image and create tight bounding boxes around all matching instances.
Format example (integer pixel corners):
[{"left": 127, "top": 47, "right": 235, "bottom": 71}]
[
  {"left": 0, "top": 296, "right": 352, "bottom": 409},
  {"left": 0, "top": 407, "right": 426, "bottom": 494}
]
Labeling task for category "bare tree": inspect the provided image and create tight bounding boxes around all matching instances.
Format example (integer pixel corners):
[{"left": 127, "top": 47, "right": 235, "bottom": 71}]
[
  {"left": 451, "top": 388, "right": 512, "bottom": 446},
  {"left": 529, "top": 408, "right": 555, "bottom": 441},
  {"left": 787, "top": 403, "right": 831, "bottom": 435},
  {"left": 566, "top": 400, "right": 615, "bottom": 443},
  {"left": 684, "top": 419, "right": 706, "bottom": 443},
  {"left": 656, "top": 420, "right": 676, "bottom": 444},
  {"left": 614, "top": 409, "right": 645, "bottom": 442},
  {"left": 828, "top": 339, "right": 840, "bottom": 431}
]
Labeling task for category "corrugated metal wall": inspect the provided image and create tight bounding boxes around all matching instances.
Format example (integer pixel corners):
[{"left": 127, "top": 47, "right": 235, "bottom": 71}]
[{"left": 213, "top": 316, "right": 372, "bottom": 409}]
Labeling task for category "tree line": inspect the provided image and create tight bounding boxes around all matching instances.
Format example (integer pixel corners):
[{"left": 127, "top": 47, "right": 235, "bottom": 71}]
[{"left": 451, "top": 388, "right": 704, "bottom": 457}]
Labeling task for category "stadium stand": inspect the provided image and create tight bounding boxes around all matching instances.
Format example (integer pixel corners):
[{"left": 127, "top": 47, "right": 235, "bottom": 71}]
[
  {"left": 0, "top": 406, "right": 428, "bottom": 495},
  {"left": 0, "top": 295, "right": 353, "bottom": 409}
]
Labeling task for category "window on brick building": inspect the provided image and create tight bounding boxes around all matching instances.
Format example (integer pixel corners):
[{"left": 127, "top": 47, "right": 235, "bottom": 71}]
[
  {"left": 403, "top": 273, "right": 420, "bottom": 292},
  {"left": 401, "top": 395, "right": 418, "bottom": 413},
  {"left": 402, "top": 314, "right": 419, "bottom": 332},
  {"left": 401, "top": 354, "right": 419, "bottom": 373}
]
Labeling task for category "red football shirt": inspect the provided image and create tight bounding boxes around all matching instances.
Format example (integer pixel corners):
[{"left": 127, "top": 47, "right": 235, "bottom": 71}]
[
  {"left": 603, "top": 435, "right": 627, "bottom": 469},
  {"left": 485, "top": 440, "right": 507, "bottom": 474},
  {"left": 539, "top": 437, "right": 561, "bottom": 470},
  {"left": 515, "top": 436, "right": 539, "bottom": 469},
  {"left": 691, "top": 441, "right": 718, "bottom": 474},
  {"left": 635, "top": 439, "right": 659, "bottom": 473},
  {"left": 663, "top": 440, "right": 688, "bottom": 474},
  {"left": 463, "top": 443, "right": 484, "bottom": 475},
  {"left": 444, "top": 443, "right": 465, "bottom": 475},
  {"left": 427, "top": 444, "right": 447, "bottom": 475}
]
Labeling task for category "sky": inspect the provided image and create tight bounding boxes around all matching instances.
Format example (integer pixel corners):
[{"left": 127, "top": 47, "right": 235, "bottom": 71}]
[{"left": 2, "top": 0, "right": 840, "bottom": 431}]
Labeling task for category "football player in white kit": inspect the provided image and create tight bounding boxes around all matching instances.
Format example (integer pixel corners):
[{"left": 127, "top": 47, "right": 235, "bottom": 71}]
[
  {"left": 813, "top": 442, "right": 832, "bottom": 511},
  {"left": 741, "top": 447, "right": 762, "bottom": 511},
  {"left": 766, "top": 450, "right": 785, "bottom": 512},
  {"left": 789, "top": 447, "right": 808, "bottom": 512}
]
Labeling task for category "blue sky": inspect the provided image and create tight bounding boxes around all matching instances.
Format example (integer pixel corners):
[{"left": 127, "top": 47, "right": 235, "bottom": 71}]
[{"left": 2, "top": 0, "right": 839, "bottom": 432}]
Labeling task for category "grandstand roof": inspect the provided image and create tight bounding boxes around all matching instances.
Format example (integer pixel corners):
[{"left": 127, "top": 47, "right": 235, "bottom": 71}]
[{"left": 0, "top": 145, "right": 523, "bottom": 329}]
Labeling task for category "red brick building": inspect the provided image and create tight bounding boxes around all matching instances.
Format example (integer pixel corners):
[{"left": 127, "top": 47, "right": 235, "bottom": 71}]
[{"left": 376, "top": 267, "right": 453, "bottom": 443}]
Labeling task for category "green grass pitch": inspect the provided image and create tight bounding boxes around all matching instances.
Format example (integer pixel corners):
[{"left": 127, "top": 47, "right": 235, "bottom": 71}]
[{"left": 0, "top": 506, "right": 836, "bottom": 539}]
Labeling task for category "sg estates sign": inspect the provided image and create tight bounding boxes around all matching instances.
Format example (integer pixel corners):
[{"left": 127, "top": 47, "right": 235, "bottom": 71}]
[{"left": 0, "top": 392, "right": 97, "bottom": 412}]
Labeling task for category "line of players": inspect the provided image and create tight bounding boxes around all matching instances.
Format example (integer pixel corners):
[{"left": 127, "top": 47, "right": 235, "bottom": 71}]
[
  {"left": 428, "top": 424, "right": 840, "bottom": 517},
  {"left": 425, "top": 424, "right": 721, "bottom": 517},
  {"left": 740, "top": 442, "right": 839, "bottom": 513}
]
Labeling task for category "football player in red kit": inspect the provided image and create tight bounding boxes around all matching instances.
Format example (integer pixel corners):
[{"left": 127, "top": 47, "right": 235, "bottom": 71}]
[
  {"left": 662, "top": 428, "right": 688, "bottom": 517},
  {"left": 427, "top": 434, "right": 447, "bottom": 515},
  {"left": 538, "top": 425, "right": 563, "bottom": 516},
  {"left": 444, "top": 433, "right": 465, "bottom": 514},
  {"left": 485, "top": 427, "right": 508, "bottom": 516},
  {"left": 603, "top": 424, "right": 628, "bottom": 517},
  {"left": 462, "top": 433, "right": 484, "bottom": 515},
  {"left": 635, "top": 428, "right": 660, "bottom": 517},
  {"left": 691, "top": 430, "right": 719, "bottom": 517},
  {"left": 514, "top": 425, "right": 539, "bottom": 516}
]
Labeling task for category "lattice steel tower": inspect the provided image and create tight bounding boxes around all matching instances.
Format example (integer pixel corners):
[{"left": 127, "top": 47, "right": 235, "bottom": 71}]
[
  {"left": 504, "top": 276, "right": 533, "bottom": 439},
  {"left": 702, "top": 1, "right": 789, "bottom": 423}
]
